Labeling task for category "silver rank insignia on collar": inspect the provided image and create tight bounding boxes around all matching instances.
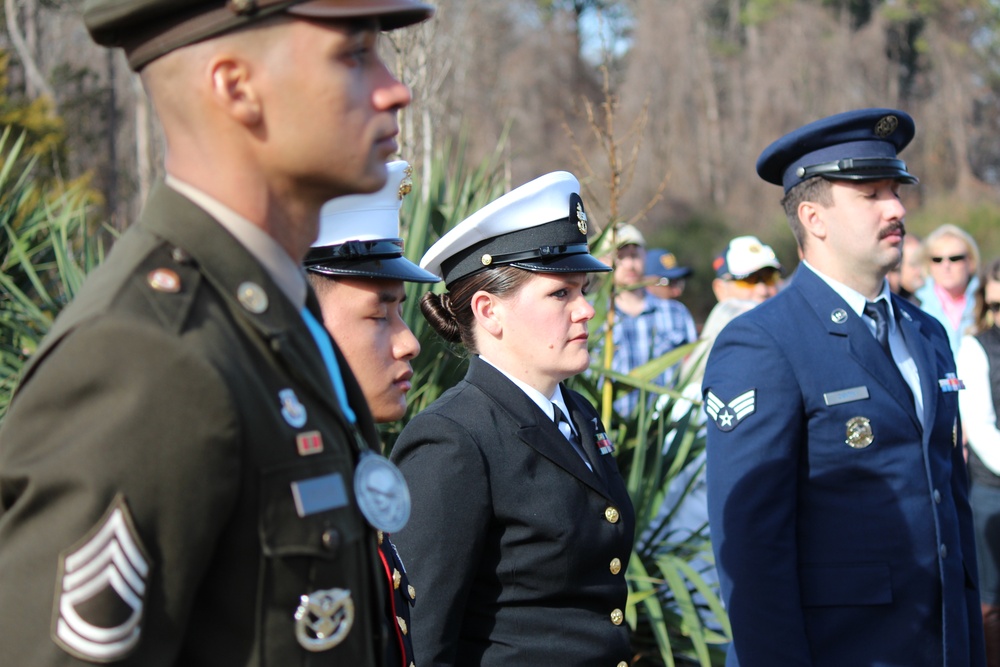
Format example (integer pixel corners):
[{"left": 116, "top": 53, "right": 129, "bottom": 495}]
[
  {"left": 53, "top": 494, "right": 151, "bottom": 662},
  {"left": 705, "top": 389, "right": 757, "bottom": 432},
  {"left": 294, "top": 588, "right": 354, "bottom": 652}
]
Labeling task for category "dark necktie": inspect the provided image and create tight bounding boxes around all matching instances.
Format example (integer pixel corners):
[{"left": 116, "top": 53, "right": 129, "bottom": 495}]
[
  {"left": 864, "top": 300, "right": 892, "bottom": 358},
  {"left": 863, "top": 299, "right": 917, "bottom": 410},
  {"left": 552, "top": 404, "right": 590, "bottom": 468}
]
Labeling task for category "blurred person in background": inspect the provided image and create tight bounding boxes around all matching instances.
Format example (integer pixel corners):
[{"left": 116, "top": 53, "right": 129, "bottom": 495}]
[
  {"left": 887, "top": 232, "right": 925, "bottom": 305},
  {"left": 645, "top": 247, "right": 693, "bottom": 301},
  {"left": 957, "top": 257, "right": 1000, "bottom": 667},
  {"left": 600, "top": 224, "right": 697, "bottom": 418},
  {"left": 390, "top": 172, "right": 634, "bottom": 667},
  {"left": 917, "top": 224, "right": 980, "bottom": 353}
]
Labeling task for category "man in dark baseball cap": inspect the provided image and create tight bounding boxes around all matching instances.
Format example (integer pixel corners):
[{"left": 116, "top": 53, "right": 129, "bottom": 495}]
[{"left": 0, "top": 1, "right": 434, "bottom": 665}]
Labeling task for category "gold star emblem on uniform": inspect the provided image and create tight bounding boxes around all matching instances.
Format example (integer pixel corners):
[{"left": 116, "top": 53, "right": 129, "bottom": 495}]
[
  {"left": 845, "top": 416, "right": 874, "bottom": 448},
  {"left": 393, "top": 568, "right": 401, "bottom": 589},
  {"left": 408, "top": 584, "right": 416, "bottom": 600},
  {"left": 396, "top": 615, "right": 408, "bottom": 635}
]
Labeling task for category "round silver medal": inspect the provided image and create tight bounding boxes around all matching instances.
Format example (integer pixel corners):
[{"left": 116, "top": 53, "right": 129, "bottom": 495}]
[{"left": 354, "top": 452, "right": 411, "bottom": 533}]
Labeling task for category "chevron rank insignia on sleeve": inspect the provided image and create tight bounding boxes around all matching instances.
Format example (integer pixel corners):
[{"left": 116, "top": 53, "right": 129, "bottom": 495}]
[
  {"left": 52, "top": 494, "right": 151, "bottom": 663},
  {"left": 705, "top": 389, "right": 756, "bottom": 432}
]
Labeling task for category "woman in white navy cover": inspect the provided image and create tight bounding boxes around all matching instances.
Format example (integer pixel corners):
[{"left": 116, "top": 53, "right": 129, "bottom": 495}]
[{"left": 389, "top": 172, "right": 635, "bottom": 667}]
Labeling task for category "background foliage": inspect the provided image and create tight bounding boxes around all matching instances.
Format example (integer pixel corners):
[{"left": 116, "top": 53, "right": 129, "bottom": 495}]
[{"left": 4, "top": 0, "right": 1000, "bottom": 322}]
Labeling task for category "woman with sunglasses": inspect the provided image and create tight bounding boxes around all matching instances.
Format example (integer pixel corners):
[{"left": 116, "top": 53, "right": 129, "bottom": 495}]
[
  {"left": 389, "top": 172, "right": 634, "bottom": 667},
  {"left": 958, "top": 257, "right": 1000, "bottom": 667},
  {"left": 916, "top": 224, "right": 981, "bottom": 353}
]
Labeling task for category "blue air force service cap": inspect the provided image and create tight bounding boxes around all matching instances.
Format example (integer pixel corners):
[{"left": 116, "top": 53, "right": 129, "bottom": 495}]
[
  {"left": 305, "top": 160, "right": 439, "bottom": 283},
  {"left": 419, "top": 172, "right": 612, "bottom": 288},
  {"left": 83, "top": 0, "right": 435, "bottom": 71},
  {"left": 756, "top": 108, "right": 918, "bottom": 193}
]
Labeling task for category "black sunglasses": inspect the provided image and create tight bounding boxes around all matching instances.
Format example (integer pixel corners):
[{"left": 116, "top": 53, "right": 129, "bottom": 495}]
[
  {"left": 987, "top": 302, "right": 1000, "bottom": 313},
  {"left": 930, "top": 254, "right": 967, "bottom": 263}
]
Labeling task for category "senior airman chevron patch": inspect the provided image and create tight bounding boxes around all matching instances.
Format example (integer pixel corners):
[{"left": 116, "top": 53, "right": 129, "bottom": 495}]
[{"left": 705, "top": 389, "right": 756, "bottom": 432}]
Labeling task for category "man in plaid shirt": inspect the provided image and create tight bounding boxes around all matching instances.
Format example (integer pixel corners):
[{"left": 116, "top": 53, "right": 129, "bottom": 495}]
[{"left": 604, "top": 224, "right": 697, "bottom": 417}]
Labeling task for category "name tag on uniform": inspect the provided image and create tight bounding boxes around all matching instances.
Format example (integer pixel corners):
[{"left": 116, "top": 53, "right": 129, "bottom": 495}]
[
  {"left": 291, "top": 473, "right": 348, "bottom": 518},
  {"left": 823, "top": 386, "right": 870, "bottom": 406}
]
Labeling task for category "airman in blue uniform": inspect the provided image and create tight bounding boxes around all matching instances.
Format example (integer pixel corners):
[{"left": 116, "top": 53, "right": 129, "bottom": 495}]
[{"left": 704, "top": 108, "right": 986, "bottom": 666}]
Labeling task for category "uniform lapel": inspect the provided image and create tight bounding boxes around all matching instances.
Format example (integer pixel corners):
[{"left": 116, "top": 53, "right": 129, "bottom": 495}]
[
  {"left": 895, "top": 302, "right": 939, "bottom": 434},
  {"left": 565, "top": 391, "right": 610, "bottom": 488},
  {"left": 465, "top": 359, "right": 609, "bottom": 498}
]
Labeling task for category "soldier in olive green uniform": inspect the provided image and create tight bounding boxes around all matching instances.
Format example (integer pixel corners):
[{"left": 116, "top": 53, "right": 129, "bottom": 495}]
[{"left": 0, "top": 1, "right": 433, "bottom": 665}]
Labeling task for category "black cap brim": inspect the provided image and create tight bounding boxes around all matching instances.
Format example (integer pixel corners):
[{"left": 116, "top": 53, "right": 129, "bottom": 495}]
[
  {"left": 308, "top": 256, "right": 440, "bottom": 283},
  {"left": 510, "top": 252, "right": 612, "bottom": 276}
]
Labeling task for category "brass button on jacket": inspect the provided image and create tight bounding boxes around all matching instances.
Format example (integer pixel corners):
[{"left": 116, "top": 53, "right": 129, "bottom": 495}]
[
  {"left": 609, "top": 557, "right": 622, "bottom": 575},
  {"left": 605, "top": 507, "right": 620, "bottom": 523}
]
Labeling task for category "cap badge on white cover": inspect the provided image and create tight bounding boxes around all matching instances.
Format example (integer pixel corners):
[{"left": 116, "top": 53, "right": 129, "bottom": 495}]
[{"left": 397, "top": 165, "right": 413, "bottom": 200}]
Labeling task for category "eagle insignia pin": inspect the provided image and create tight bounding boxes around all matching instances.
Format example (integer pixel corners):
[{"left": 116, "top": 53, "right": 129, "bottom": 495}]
[
  {"left": 294, "top": 588, "right": 354, "bottom": 652},
  {"left": 846, "top": 416, "right": 874, "bottom": 448}
]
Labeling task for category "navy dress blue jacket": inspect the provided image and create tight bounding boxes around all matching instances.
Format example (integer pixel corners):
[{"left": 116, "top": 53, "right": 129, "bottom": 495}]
[
  {"left": 704, "top": 265, "right": 985, "bottom": 667},
  {"left": 390, "top": 357, "right": 634, "bottom": 667}
]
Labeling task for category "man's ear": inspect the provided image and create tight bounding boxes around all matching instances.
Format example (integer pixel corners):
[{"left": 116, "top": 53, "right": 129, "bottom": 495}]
[
  {"left": 471, "top": 290, "right": 503, "bottom": 337},
  {"left": 798, "top": 200, "right": 828, "bottom": 242},
  {"left": 208, "top": 55, "right": 261, "bottom": 126}
]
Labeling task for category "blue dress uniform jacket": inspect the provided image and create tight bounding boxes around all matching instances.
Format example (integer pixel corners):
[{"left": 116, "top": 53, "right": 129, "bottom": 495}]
[
  {"left": 0, "top": 183, "right": 396, "bottom": 666},
  {"left": 389, "top": 357, "right": 635, "bottom": 667},
  {"left": 704, "top": 265, "right": 985, "bottom": 667}
]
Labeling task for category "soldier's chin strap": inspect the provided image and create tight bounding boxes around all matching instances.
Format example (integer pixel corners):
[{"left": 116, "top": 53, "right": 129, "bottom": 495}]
[{"left": 795, "top": 157, "right": 915, "bottom": 181}]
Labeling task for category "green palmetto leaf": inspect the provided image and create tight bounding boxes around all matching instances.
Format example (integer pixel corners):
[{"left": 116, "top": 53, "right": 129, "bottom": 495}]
[{"left": 0, "top": 129, "right": 107, "bottom": 420}]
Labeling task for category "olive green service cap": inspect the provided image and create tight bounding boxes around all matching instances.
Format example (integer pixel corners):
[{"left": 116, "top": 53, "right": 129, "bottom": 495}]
[{"left": 83, "top": 0, "right": 435, "bottom": 71}]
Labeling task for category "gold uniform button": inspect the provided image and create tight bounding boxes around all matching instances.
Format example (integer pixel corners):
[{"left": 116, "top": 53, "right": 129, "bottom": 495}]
[
  {"left": 610, "top": 608, "right": 623, "bottom": 625},
  {"left": 397, "top": 615, "right": 408, "bottom": 635},
  {"left": 408, "top": 584, "right": 416, "bottom": 600},
  {"left": 605, "top": 507, "right": 620, "bottom": 523},
  {"left": 393, "top": 568, "right": 402, "bottom": 589},
  {"left": 377, "top": 530, "right": 384, "bottom": 545},
  {"left": 617, "top": 662, "right": 628, "bottom": 667},
  {"left": 610, "top": 557, "right": 622, "bottom": 575}
]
